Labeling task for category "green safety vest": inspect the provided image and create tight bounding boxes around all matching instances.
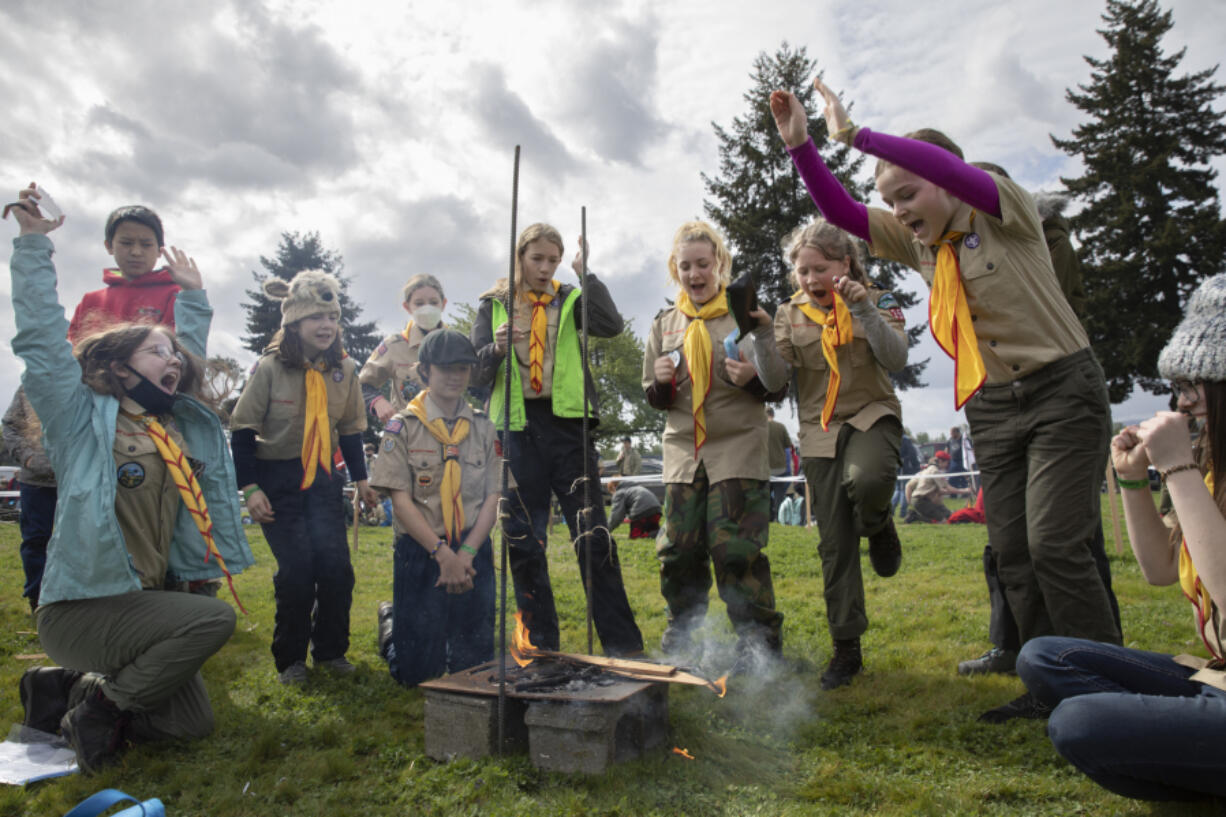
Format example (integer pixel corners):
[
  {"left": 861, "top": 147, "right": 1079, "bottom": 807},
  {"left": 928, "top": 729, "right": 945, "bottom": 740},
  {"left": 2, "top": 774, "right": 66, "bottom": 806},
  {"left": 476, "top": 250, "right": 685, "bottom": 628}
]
[{"left": 488, "top": 288, "right": 585, "bottom": 431}]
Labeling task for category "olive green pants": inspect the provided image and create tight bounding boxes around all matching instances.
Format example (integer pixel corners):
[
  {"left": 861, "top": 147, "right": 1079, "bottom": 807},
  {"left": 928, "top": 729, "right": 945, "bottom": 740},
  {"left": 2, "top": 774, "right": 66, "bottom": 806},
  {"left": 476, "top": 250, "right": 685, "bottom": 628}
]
[
  {"left": 965, "top": 348, "right": 1120, "bottom": 646},
  {"left": 802, "top": 417, "right": 901, "bottom": 640},
  {"left": 38, "top": 590, "right": 236, "bottom": 742}
]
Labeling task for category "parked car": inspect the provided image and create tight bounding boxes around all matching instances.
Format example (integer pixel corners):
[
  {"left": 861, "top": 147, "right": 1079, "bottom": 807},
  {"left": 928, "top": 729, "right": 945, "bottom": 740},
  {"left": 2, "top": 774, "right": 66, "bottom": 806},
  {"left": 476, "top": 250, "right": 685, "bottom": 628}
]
[{"left": 600, "top": 456, "right": 665, "bottom": 505}]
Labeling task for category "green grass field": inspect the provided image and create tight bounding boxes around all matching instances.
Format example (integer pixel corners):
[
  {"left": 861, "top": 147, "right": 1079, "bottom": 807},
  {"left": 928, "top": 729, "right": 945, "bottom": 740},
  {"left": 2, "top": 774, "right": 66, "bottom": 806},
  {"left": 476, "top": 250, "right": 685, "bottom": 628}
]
[{"left": 1, "top": 496, "right": 1218, "bottom": 816}]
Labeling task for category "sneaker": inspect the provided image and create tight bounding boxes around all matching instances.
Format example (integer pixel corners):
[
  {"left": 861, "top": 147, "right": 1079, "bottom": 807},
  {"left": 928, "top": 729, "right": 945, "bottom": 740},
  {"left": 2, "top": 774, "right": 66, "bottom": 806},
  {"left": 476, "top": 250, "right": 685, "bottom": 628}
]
[
  {"left": 977, "top": 691, "right": 1053, "bottom": 724},
  {"left": 820, "top": 638, "right": 863, "bottom": 690},
  {"left": 20, "top": 667, "right": 82, "bottom": 735},
  {"left": 867, "top": 518, "right": 902, "bottom": 578},
  {"left": 376, "top": 601, "right": 394, "bottom": 659},
  {"left": 317, "top": 657, "right": 356, "bottom": 675},
  {"left": 278, "top": 660, "right": 309, "bottom": 685},
  {"left": 958, "top": 647, "right": 1018, "bottom": 676},
  {"left": 60, "top": 692, "right": 128, "bottom": 774}
]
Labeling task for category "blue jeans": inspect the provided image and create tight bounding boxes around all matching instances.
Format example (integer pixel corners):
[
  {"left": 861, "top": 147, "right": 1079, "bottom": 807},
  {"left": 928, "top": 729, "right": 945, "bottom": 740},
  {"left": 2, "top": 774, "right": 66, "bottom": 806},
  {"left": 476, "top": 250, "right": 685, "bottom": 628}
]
[
  {"left": 1018, "top": 636, "right": 1226, "bottom": 801},
  {"left": 891, "top": 478, "right": 907, "bottom": 518},
  {"left": 18, "top": 482, "right": 56, "bottom": 607}
]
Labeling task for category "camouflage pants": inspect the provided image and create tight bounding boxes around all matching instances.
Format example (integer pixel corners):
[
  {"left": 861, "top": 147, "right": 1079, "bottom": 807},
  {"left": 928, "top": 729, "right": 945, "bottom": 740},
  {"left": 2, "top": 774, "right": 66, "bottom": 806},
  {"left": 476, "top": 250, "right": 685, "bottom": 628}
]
[{"left": 656, "top": 463, "right": 782, "bottom": 641}]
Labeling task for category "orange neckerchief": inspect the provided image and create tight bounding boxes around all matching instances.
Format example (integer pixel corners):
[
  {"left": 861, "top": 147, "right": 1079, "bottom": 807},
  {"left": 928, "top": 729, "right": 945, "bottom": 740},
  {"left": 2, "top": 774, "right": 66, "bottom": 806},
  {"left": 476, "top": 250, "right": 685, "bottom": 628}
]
[
  {"left": 405, "top": 391, "right": 470, "bottom": 543},
  {"left": 1179, "top": 469, "right": 1221, "bottom": 660},
  {"left": 525, "top": 280, "right": 559, "bottom": 393},
  {"left": 794, "top": 291, "right": 853, "bottom": 431},
  {"left": 929, "top": 224, "right": 986, "bottom": 409},
  {"left": 400, "top": 319, "right": 445, "bottom": 344},
  {"left": 676, "top": 288, "right": 728, "bottom": 456},
  {"left": 139, "top": 414, "right": 246, "bottom": 613},
  {"left": 300, "top": 359, "right": 333, "bottom": 489}
]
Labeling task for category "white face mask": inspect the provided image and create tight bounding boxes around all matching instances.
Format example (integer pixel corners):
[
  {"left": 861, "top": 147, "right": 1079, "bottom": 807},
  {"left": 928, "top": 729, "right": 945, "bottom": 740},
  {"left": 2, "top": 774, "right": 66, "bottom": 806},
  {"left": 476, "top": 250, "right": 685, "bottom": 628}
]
[{"left": 412, "top": 305, "right": 443, "bottom": 330}]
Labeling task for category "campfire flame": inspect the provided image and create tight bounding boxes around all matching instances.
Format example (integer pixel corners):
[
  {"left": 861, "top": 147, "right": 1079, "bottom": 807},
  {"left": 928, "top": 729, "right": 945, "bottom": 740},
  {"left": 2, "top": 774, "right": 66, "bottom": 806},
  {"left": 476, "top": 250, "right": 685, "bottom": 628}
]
[
  {"left": 712, "top": 675, "right": 727, "bottom": 698},
  {"left": 672, "top": 747, "right": 696, "bottom": 760},
  {"left": 510, "top": 611, "right": 540, "bottom": 667}
]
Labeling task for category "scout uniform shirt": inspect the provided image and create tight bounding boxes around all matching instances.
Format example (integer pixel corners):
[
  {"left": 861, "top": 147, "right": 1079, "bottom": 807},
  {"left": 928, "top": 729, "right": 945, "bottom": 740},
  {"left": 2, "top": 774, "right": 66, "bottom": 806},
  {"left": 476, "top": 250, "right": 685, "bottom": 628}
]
[
  {"left": 230, "top": 354, "right": 367, "bottom": 461},
  {"left": 775, "top": 286, "right": 904, "bottom": 459},
  {"left": 643, "top": 307, "right": 769, "bottom": 485},
  {"left": 113, "top": 398, "right": 185, "bottom": 589},
  {"left": 368, "top": 394, "right": 502, "bottom": 539},
  {"left": 866, "top": 172, "right": 1089, "bottom": 383},
  {"left": 908, "top": 464, "right": 946, "bottom": 503},
  {"left": 359, "top": 324, "right": 430, "bottom": 413}
]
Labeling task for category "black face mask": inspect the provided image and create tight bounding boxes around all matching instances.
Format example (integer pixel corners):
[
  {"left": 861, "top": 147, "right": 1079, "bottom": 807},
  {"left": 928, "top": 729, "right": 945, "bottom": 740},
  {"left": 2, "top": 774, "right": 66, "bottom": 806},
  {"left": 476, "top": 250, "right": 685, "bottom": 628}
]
[{"left": 125, "top": 369, "right": 179, "bottom": 415}]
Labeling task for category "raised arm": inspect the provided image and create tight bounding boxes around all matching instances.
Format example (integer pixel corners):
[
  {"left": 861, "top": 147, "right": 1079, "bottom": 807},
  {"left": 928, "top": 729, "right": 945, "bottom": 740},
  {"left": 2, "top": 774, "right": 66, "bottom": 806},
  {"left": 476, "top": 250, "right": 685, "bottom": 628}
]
[{"left": 853, "top": 128, "right": 1001, "bottom": 218}]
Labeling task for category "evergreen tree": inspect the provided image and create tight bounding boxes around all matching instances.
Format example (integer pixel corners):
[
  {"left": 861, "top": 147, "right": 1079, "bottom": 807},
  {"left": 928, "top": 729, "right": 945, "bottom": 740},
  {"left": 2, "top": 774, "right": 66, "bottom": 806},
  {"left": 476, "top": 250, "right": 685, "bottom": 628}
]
[
  {"left": 587, "top": 320, "right": 665, "bottom": 445},
  {"left": 702, "top": 42, "right": 927, "bottom": 390},
  {"left": 1054, "top": 0, "right": 1226, "bottom": 401},
  {"left": 241, "top": 231, "right": 381, "bottom": 366}
]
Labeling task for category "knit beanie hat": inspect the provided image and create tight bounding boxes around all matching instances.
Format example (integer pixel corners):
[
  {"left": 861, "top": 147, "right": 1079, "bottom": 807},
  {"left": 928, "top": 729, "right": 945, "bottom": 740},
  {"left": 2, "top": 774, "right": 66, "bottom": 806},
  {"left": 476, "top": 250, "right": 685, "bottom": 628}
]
[
  {"left": 1158, "top": 273, "right": 1226, "bottom": 383},
  {"left": 263, "top": 269, "right": 342, "bottom": 327}
]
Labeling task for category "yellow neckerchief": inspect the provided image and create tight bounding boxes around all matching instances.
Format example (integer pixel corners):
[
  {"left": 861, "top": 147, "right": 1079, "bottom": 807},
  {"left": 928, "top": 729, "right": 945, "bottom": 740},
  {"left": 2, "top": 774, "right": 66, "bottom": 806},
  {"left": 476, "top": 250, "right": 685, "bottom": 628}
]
[
  {"left": 929, "top": 219, "right": 987, "bottom": 409},
  {"left": 1179, "top": 468, "right": 1221, "bottom": 660},
  {"left": 405, "top": 391, "right": 470, "bottom": 543},
  {"left": 300, "top": 358, "right": 333, "bottom": 490},
  {"left": 524, "top": 280, "right": 559, "bottom": 394},
  {"left": 137, "top": 413, "right": 246, "bottom": 613},
  {"left": 400, "top": 319, "right": 445, "bottom": 344},
  {"left": 793, "top": 290, "right": 853, "bottom": 431},
  {"left": 676, "top": 287, "right": 729, "bottom": 456}
]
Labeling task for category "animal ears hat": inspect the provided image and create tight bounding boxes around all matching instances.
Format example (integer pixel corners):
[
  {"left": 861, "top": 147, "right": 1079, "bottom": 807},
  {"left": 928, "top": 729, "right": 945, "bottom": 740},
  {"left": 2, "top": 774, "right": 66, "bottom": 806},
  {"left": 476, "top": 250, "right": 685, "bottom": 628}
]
[{"left": 263, "top": 269, "right": 342, "bottom": 327}]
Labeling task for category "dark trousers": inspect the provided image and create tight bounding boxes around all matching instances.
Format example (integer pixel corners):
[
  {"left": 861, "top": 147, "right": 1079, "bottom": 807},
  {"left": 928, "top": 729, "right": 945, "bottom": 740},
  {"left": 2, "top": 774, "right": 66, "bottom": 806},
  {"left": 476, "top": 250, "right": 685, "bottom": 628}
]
[
  {"left": 18, "top": 482, "right": 56, "bottom": 608},
  {"left": 502, "top": 400, "right": 643, "bottom": 655},
  {"left": 802, "top": 417, "right": 901, "bottom": 640},
  {"left": 1018, "top": 637, "right": 1226, "bottom": 801},
  {"left": 964, "top": 349, "right": 1120, "bottom": 646},
  {"left": 257, "top": 460, "right": 355, "bottom": 671},
  {"left": 982, "top": 522, "right": 1121, "bottom": 652},
  {"left": 386, "top": 533, "right": 495, "bottom": 687}
]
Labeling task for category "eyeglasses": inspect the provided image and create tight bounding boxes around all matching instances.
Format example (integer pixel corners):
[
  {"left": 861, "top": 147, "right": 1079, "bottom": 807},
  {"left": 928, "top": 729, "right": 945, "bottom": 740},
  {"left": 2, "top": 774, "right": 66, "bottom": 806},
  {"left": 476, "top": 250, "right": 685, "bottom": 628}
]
[
  {"left": 1171, "top": 379, "right": 1201, "bottom": 400},
  {"left": 136, "top": 344, "right": 186, "bottom": 365}
]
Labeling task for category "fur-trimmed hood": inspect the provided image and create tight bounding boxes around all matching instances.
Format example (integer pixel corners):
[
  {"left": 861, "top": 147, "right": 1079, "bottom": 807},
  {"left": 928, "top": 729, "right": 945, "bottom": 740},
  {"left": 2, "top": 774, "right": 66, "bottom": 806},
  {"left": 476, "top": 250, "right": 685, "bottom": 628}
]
[{"left": 1033, "top": 191, "right": 1070, "bottom": 222}]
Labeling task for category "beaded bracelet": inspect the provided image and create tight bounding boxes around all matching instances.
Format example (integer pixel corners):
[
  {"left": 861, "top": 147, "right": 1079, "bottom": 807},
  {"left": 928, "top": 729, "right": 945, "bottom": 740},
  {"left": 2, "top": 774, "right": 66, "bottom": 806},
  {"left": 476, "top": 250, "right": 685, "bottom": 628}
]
[
  {"left": 459, "top": 544, "right": 478, "bottom": 557},
  {"left": 1159, "top": 462, "right": 1199, "bottom": 482},
  {"left": 429, "top": 540, "right": 446, "bottom": 558},
  {"left": 1115, "top": 476, "right": 1150, "bottom": 491}
]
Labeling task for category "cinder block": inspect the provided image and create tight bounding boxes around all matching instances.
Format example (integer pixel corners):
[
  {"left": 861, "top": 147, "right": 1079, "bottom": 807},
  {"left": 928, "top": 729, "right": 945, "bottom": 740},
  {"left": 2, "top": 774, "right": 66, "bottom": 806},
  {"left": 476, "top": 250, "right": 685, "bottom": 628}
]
[
  {"left": 524, "top": 684, "right": 669, "bottom": 774},
  {"left": 423, "top": 690, "right": 529, "bottom": 760}
]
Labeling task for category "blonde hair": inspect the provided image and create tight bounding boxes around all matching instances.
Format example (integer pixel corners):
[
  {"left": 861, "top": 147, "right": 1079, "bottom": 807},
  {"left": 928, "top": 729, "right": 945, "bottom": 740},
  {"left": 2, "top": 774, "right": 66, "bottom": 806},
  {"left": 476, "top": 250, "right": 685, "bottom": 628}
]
[
  {"left": 402, "top": 273, "right": 446, "bottom": 305},
  {"left": 666, "top": 221, "right": 733, "bottom": 288},
  {"left": 514, "top": 223, "right": 565, "bottom": 294},
  {"left": 782, "top": 219, "right": 868, "bottom": 290}
]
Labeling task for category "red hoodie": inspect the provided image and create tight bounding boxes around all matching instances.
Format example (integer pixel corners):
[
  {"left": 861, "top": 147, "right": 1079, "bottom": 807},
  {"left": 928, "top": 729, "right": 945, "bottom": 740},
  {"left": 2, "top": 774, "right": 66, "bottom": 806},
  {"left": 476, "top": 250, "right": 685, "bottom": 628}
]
[{"left": 67, "top": 268, "right": 181, "bottom": 343}]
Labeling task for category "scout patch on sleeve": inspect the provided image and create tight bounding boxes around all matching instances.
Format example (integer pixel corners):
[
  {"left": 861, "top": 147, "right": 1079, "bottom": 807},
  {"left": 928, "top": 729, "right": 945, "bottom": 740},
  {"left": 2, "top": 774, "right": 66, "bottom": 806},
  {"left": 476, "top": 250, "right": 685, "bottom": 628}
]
[
  {"left": 383, "top": 438, "right": 396, "bottom": 452},
  {"left": 376, "top": 341, "right": 388, "bottom": 356},
  {"left": 877, "top": 292, "right": 905, "bottom": 322},
  {"left": 384, "top": 419, "right": 404, "bottom": 435},
  {"left": 117, "top": 462, "right": 145, "bottom": 489}
]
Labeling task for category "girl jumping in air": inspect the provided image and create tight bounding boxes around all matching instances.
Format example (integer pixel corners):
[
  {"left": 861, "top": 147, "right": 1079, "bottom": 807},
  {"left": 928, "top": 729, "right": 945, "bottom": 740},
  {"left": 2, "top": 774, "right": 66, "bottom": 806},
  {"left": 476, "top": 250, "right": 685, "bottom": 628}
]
[{"left": 772, "top": 79, "right": 1119, "bottom": 719}]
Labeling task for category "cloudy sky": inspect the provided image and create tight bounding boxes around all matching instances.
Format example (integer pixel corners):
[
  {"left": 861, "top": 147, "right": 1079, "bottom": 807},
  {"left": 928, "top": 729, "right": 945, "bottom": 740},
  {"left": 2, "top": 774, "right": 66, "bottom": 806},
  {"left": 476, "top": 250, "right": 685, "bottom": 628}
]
[{"left": 3, "top": 0, "right": 1223, "bottom": 440}]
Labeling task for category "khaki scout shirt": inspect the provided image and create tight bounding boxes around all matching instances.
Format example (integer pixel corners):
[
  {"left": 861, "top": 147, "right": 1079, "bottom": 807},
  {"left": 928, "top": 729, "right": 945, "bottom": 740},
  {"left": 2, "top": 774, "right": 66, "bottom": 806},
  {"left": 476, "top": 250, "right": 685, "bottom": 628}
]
[
  {"left": 368, "top": 393, "right": 501, "bottom": 539},
  {"left": 230, "top": 354, "right": 367, "bottom": 460},
  {"left": 510, "top": 293, "right": 561, "bottom": 399},
  {"left": 908, "top": 464, "right": 946, "bottom": 502},
  {"left": 112, "top": 400, "right": 185, "bottom": 589},
  {"left": 359, "top": 324, "right": 429, "bottom": 412},
  {"left": 643, "top": 306, "right": 769, "bottom": 484},
  {"left": 775, "top": 288, "right": 903, "bottom": 459},
  {"left": 867, "top": 173, "right": 1089, "bottom": 383}
]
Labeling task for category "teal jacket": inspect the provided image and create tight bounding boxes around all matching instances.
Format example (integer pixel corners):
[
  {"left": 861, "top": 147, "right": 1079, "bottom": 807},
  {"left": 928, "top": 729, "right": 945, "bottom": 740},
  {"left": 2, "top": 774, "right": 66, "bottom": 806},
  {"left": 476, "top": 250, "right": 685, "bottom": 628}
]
[{"left": 10, "top": 233, "right": 254, "bottom": 605}]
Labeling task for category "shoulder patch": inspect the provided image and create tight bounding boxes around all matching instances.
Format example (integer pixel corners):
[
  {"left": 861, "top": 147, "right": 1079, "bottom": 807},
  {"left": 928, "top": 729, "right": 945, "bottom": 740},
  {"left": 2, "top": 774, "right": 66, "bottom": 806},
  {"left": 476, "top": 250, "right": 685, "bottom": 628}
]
[
  {"left": 384, "top": 418, "right": 404, "bottom": 435},
  {"left": 375, "top": 341, "right": 388, "bottom": 356},
  {"left": 876, "top": 292, "right": 900, "bottom": 310}
]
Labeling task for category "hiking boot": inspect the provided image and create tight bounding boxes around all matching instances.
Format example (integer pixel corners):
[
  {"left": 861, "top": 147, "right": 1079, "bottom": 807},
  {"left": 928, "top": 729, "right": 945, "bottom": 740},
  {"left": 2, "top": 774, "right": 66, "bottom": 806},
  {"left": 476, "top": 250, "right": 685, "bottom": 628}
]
[
  {"left": 958, "top": 648, "right": 1018, "bottom": 676},
  {"left": 317, "top": 656, "right": 356, "bottom": 675},
  {"left": 978, "top": 691, "right": 1053, "bottom": 724},
  {"left": 820, "top": 638, "right": 863, "bottom": 690},
  {"left": 60, "top": 692, "right": 128, "bottom": 774},
  {"left": 867, "top": 518, "right": 902, "bottom": 578},
  {"left": 278, "top": 660, "right": 309, "bottom": 685},
  {"left": 729, "top": 630, "right": 783, "bottom": 678},
  {"left": 377, "top": 601, "right": 394, "bottom": 659},
  {"left": 20, "top": 667, "right": 82, "bottom": 735}
]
